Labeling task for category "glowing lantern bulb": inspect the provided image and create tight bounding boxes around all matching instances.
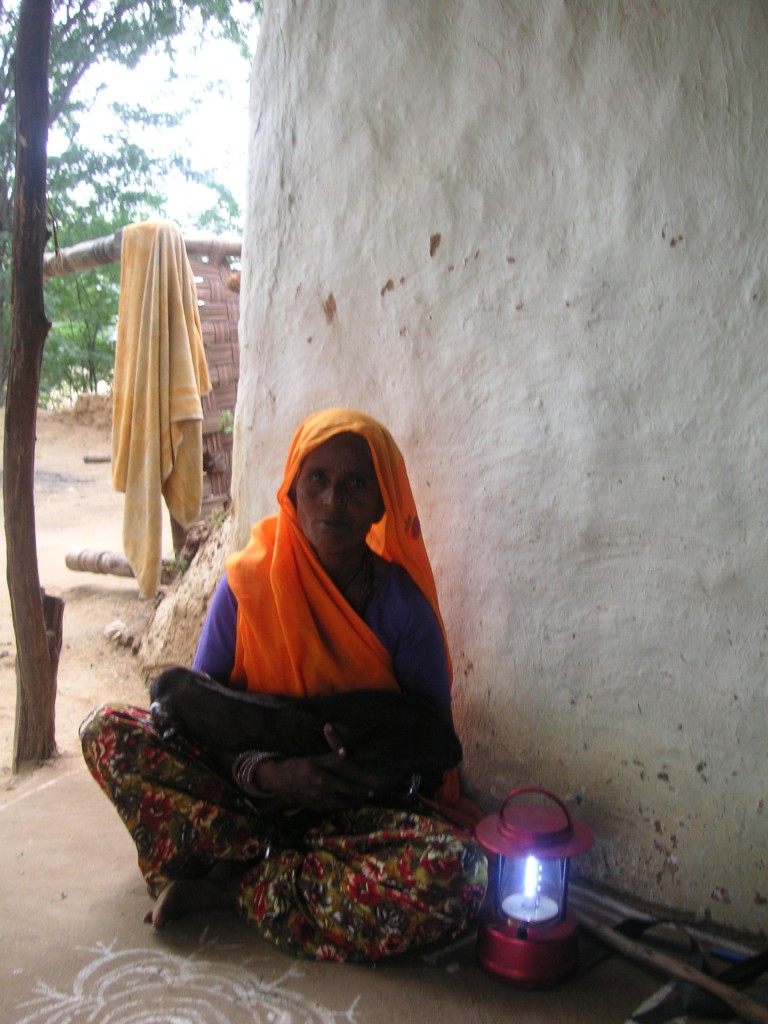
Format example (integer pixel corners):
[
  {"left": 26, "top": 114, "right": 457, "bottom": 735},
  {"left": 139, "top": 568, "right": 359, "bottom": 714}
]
[
  {"left": 501, "top": 853, "right": 559, "bottom": 923},
  {"left": 524, "top": 855, "right": 540, "bottom": 901}
]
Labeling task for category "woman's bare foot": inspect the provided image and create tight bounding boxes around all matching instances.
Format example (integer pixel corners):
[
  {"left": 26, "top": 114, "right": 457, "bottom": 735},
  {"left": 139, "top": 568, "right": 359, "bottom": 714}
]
[{"left": 144, "top": 866, "right": 236, "bottom": 928}]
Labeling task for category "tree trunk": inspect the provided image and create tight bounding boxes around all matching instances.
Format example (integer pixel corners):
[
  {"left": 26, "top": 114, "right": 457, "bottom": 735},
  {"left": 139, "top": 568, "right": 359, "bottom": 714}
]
[{"left": 4, "top": 0, "right": 56, "bottom": 770}]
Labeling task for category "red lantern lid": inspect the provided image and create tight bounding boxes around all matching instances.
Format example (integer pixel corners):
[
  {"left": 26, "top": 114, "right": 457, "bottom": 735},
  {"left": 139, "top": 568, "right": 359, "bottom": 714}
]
[{"left": 475, "top": 786, "right": 593, "bottom": 859}]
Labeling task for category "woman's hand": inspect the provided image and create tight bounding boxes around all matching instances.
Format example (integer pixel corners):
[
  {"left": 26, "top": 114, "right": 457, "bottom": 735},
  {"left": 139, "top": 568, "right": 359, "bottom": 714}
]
[{"left": 249, "top": 724, "right": 405, "bottom": 810}]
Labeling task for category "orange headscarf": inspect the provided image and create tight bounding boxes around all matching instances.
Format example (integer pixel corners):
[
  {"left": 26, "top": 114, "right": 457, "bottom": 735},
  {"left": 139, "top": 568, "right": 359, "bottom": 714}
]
[
  {"left": 226, "top": 408, "right": 451, "bottom": 697},
  {"left": 226, "top": 409, "right": 482, "bottom": 824}
]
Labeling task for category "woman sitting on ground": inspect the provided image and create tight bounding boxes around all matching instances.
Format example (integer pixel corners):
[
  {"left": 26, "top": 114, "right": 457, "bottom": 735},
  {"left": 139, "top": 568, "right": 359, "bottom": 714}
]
[{"left": 81, "top": 407, "right": 487, "bottom": 962}]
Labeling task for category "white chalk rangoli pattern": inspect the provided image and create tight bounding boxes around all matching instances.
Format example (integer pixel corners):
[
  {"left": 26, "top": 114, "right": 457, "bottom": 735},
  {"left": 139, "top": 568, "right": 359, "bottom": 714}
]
[{"left": 13, "top": 938, "right": 361, "bottom": 1024}]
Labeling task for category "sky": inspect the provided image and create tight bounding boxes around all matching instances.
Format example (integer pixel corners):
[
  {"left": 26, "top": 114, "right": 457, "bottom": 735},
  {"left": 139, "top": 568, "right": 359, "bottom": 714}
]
[{"left": 47, "top": 13, "right": 260, "bottom": 236}]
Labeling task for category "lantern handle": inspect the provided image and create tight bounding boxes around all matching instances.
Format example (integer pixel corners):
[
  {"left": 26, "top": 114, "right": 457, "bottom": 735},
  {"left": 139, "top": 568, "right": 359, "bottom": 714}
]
[{"left": 497, "top": 785, "right": 574, "bottom": 844}]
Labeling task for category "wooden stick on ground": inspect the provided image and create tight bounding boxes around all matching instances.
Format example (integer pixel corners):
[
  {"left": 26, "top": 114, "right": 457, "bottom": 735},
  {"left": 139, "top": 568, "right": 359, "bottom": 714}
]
[
  {"left": 65, "top": 550, "right": 135, "bottom": 579},
  {"left": 577, "top": 910, "right": 768, "bottom": 1024},
  {"left": 65, "top": 549, "right": 180, "bottom": 585}
]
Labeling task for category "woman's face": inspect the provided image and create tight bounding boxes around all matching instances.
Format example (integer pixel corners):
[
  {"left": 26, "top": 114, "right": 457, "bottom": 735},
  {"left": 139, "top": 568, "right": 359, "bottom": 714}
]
[{"left": 293, "top": 432, "right": 384, "bottom": 565}]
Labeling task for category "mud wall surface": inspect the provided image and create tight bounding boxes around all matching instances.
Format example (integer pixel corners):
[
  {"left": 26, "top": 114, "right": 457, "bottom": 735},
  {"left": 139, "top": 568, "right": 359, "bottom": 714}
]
[{"left": 235, "top": 0, "right": 768, "bottom": 936}]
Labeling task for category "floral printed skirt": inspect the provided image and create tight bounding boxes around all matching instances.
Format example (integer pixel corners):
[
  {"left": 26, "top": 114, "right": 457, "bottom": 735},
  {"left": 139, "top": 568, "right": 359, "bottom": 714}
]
[{"left": 80, "top": 704, "right": 488, "bottom": 962}]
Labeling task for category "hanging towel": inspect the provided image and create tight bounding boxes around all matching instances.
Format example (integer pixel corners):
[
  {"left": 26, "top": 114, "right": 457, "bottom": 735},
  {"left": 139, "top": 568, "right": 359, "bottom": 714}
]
[{"left": 112, "top": 221, "right": 211, "bottom": 598}]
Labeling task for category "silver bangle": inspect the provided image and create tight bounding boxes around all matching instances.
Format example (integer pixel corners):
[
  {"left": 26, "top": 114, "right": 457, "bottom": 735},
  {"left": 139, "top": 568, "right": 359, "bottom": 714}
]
[{"left": 231, "top": 750, "right": 282, "bottom": 797}]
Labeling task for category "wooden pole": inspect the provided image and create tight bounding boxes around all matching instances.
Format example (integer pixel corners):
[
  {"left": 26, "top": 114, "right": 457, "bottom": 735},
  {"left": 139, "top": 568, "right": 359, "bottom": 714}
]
[
  {"left": 4, "top": 0, "right": 57, "bottom": 770},
  {"left": 577, "top": 910, "right": 768, "bottom": 1024},
  {"left": 65, "top": 549, "right": 180, "bottom": 585},
  {"left": 65, "top": 550, "right": 136, "bottom": 579},
  {"left": 43, "top": 229, "right": 123, "bottom": 278},
  {"left": 42, "top": 230, "right": 242, "bottom": 279}
]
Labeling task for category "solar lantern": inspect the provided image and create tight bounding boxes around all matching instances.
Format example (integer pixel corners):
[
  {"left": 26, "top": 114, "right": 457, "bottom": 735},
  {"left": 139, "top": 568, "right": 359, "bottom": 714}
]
[{"left": 475, "top": 786, "right": 594, "bottom": 987}]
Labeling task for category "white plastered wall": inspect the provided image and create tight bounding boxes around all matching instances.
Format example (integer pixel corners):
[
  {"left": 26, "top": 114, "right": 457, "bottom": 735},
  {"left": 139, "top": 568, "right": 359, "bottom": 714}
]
[{"left": 233, "top": 0, "right": 768, "bottom": 937}]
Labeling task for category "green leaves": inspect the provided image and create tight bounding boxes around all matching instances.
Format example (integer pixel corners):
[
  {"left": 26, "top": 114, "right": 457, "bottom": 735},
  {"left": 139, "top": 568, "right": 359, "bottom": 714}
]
[
  {"left": 1, "top": 0, "right": 261, "bottom": 401},
  {"left": 42, "top": 265, "right": 120, "bottom": 405}
]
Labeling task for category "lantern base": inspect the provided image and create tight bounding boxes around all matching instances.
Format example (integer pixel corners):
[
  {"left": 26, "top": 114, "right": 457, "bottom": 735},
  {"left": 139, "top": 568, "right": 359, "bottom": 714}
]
[{"left": 476, "top": 910, "right": 580, "bottom": 988}]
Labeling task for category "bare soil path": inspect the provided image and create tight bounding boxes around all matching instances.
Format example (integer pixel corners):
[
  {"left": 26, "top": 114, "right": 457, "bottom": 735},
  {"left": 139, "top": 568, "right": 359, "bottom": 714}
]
[{"left": 0, "top": 399, "right": 165, "bottom": 779}]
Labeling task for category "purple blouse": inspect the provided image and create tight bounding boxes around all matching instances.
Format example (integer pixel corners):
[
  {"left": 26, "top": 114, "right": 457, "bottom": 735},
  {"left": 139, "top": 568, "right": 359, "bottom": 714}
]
[{"left": 193, "top": 562, "right": 451, "bottom": 709}]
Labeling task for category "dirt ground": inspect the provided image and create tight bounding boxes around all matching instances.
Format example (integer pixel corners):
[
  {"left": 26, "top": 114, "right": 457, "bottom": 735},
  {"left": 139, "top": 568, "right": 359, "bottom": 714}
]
[
  {"left": 0, "top": 401, "right": 668, "bottom": 1023},
  {"left": 0, "top": 398, "right": 159, "bottom": 780}
]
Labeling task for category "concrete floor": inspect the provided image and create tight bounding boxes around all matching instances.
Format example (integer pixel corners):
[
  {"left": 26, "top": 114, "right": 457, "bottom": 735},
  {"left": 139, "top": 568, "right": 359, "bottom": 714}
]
[{"left": 1, "top": 752, "right": 678, "bottom": 1024}]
